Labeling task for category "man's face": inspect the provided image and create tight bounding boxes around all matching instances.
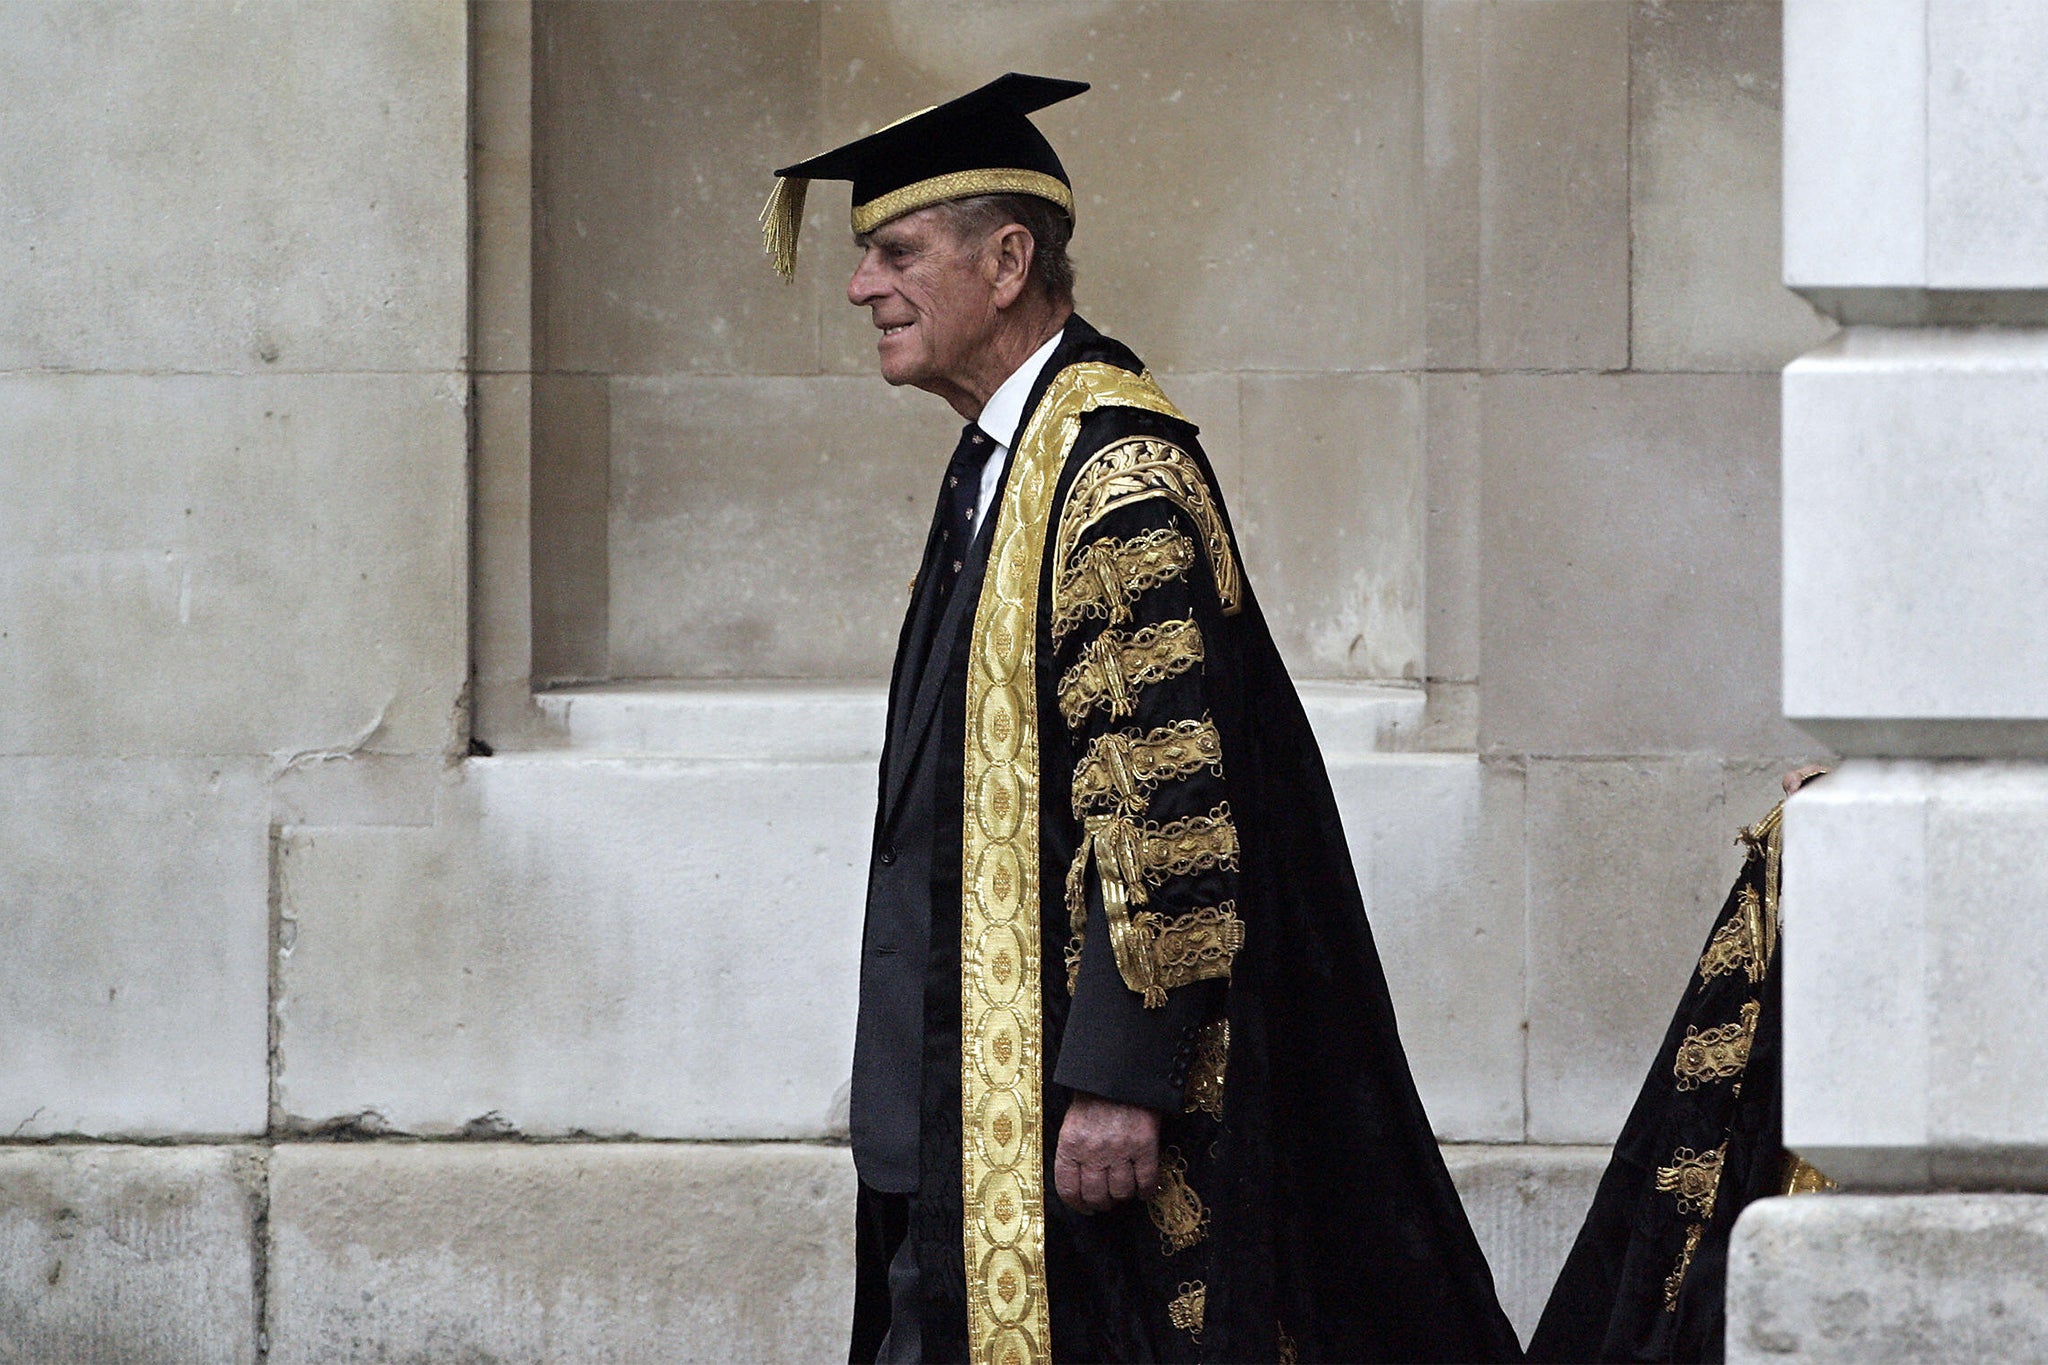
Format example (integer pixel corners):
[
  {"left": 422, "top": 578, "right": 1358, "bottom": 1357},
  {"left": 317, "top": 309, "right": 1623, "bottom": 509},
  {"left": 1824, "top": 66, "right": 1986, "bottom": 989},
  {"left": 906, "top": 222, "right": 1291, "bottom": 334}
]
[{"left": 847, "top": 207, "right": 999, "bottom": 395}]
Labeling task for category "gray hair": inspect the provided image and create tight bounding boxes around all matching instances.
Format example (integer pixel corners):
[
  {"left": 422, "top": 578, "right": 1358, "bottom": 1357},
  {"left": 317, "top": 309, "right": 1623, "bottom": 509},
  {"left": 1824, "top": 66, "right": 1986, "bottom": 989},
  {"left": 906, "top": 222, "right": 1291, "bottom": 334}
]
[{"left": 931, "top": 193, "right": 1077, "bottom": 305}]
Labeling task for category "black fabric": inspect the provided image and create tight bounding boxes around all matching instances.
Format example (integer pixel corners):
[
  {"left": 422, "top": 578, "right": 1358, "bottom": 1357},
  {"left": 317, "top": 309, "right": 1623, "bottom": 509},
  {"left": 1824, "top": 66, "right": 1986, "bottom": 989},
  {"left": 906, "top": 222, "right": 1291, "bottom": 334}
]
[
  {"left": 853, "top": 317, "right": 1522, "bottom": 1364},
  {"left": 939, "top": 424, "right": 988, "bottom": 590},
  {"left": 1526, "top": 818, "right": 1792, "bottom": 1364},
  {"left": 775, "top": 72, "right": 1087, "bottom": 210}
]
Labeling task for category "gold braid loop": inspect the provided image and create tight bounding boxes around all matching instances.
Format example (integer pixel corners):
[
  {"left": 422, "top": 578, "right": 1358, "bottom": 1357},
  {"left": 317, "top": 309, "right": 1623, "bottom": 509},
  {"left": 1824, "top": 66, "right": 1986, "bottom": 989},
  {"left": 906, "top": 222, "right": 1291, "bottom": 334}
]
[
  {"left": 1065, "top": 805, "right": 1240, "bottom": 1006},
  {"left": 1057, "top": 619, "right": 1205, "bottom": 729},
  {"left": 1052, "top": 526, "right": 1198, "bottom": 642},
  {"left": 1655, "top": 1143, "right": 1727, "bottom": 1220},
  {"left": 1071, "top": 716, "right": 1224, "bottom": 818},
  {"left": 1144, "top": 1147, "right": 1211, "bottom": 1255},
  {"left": 1673, "top": 999, "right": 1761, "bottom": 1091},
  {"left": 1053, "top": 437, "right": 1243, "bottom": 617}
]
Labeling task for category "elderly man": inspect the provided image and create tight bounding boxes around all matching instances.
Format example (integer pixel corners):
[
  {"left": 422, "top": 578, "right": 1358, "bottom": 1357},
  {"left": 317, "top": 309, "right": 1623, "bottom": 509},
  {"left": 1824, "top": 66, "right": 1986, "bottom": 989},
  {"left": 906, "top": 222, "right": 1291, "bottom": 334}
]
[{"left": 764, "top": 74, "right": 1520, "bottom": 1364}]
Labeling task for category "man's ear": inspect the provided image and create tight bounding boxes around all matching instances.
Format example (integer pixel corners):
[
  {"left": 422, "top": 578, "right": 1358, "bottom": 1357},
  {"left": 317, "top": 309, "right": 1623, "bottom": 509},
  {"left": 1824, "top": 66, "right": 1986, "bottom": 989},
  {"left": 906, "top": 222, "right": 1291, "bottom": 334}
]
[{"left": 988, "top": 224, "right": 1036, "bottom": 309}]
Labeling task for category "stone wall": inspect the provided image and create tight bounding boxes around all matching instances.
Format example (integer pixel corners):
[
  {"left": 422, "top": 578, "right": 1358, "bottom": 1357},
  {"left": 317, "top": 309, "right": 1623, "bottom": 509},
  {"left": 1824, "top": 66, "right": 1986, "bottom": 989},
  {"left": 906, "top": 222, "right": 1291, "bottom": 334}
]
[{"left": 2, "top": 1, "right": 1834, "bottom": 1358}]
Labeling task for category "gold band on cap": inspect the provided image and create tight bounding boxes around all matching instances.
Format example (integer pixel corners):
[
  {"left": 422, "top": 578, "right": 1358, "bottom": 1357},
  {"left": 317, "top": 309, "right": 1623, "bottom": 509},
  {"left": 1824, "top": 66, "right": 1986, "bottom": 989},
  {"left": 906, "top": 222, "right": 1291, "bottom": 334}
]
[{"left": 851, "top": 168, "right": 1074, "bottom": 234}]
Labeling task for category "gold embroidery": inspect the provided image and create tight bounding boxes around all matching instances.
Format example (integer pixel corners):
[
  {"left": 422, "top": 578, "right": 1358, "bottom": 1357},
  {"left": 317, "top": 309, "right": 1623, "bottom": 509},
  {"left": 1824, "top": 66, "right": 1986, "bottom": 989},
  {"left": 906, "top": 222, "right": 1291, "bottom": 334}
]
[
  {"left": 1066, "top": 805, "right": 1241, "bottom": 1005},
  {"left": 1052, "top": 526, "right": 1198, "bottom": 642},
  {"left": 1057, "top": 619, "right": 1205, "bottom": 729},
  {"left": 1663, "top": 1224, "right": 1704, "bottom": 1312},
  {"left": 852, "top": 167, "right": 1076, "bottom": 235},
  {"left": 1183, "top": 1018, "right": 1230, "bottom": 1117},
  {"left": 1655, "top": 1143, "right": 1727, "bottom": 1220},
  {"left": 1697, "top": 884, "right": 1767, "bottom": 986},
  {"left": 1781, "top": 1152, "right": 1838, "bottom": 1196},
  {"left": 961, "top": 361, "right": 1187, "bottom": 1365},
  {"left": 1063, "top": 934, "right": 1084, "bottom": 995},
  {"left": 1277, "top": 1324, "right": 1298, "bottom": 1364},
  {"left": 1072, "top": 716, "right": 1224, "bottom": 819},
  {"left": 1168, "top": 1281, "right": 1207, "bottom": 1340},
  {"left": 1737, "top": 800, "right": 1785, "bottom": 968},
  {"left": 1673, "top": 999, "right": 1761, "bottom": 1090},
  {"left": 1135, "top": 904, "right": 1245, "bottom": 995},
  {"left": 1053, "top": 437, "right": 1243, "bottom": 618},
  {"left": 1145, "top": 1148, "right": 1211, "bottom": 1255}
]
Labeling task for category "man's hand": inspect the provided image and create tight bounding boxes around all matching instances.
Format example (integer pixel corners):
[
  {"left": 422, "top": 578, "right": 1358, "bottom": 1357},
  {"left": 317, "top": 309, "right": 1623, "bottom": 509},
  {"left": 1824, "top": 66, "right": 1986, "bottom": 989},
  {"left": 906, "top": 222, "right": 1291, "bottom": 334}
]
[
  {"left": 1054, "top": 1092, "right": 1162, "bottom": 1214},
  {"left": 1782, "top": 764, "right": 1830, "bottom": 796}
]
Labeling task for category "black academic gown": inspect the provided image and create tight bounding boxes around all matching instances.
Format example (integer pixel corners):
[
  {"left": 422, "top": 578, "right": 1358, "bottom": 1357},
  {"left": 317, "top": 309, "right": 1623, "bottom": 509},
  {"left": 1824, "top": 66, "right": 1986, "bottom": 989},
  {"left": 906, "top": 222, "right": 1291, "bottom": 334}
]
[{"left": 851, "top": 318, "right": 1521, "bottom": 1364}]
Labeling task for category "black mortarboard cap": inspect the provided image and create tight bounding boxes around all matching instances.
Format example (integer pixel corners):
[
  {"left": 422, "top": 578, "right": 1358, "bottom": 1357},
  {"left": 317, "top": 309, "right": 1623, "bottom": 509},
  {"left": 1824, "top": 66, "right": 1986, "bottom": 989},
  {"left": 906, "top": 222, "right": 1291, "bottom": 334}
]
[{"left": 761, "top": 72, "right": 1089, "bottom": 279}]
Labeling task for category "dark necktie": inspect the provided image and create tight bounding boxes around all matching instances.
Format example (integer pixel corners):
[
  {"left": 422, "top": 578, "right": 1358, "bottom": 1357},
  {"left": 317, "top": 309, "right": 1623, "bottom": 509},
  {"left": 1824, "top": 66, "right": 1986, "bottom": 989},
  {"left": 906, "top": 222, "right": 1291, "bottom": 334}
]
[{"left": 939, "top": 422, "right": 990, "bottom": 587}]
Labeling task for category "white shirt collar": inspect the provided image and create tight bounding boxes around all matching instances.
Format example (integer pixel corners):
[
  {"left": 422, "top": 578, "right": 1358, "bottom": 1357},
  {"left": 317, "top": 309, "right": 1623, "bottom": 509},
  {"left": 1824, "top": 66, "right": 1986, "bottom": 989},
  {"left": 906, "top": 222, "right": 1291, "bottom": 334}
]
[{"left": 974, "top": 328, "right": 1065, "bottom": 454}]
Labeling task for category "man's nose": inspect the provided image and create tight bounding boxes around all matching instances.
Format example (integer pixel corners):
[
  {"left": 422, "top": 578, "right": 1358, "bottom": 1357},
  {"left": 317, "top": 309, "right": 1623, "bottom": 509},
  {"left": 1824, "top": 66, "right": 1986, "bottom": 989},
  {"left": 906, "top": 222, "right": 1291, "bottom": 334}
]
[{"left": 848, "top": 250, "right": 885, "bottom": 307}]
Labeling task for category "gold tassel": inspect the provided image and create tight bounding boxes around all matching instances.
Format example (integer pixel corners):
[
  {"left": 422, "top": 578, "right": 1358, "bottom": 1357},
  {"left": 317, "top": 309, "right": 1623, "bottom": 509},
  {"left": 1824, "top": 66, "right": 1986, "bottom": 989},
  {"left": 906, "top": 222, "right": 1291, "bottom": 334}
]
[{"left": 758, "top": 176, "right": 808, "bottom": 281}]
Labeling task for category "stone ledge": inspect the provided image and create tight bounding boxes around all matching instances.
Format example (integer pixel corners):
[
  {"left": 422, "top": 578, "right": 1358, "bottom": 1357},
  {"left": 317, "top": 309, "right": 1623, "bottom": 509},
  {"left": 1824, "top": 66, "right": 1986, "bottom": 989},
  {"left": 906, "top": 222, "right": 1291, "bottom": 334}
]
[{"left": 1729, "top": 1193, "right": 2048, "bottom": 1363}]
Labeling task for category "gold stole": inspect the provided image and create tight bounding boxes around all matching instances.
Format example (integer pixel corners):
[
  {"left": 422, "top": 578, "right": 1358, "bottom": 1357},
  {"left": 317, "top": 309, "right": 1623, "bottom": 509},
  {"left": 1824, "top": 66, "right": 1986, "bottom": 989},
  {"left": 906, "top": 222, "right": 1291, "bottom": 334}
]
[{"left": 960, "top": 363, "right": 1188, "bottom": 1365}]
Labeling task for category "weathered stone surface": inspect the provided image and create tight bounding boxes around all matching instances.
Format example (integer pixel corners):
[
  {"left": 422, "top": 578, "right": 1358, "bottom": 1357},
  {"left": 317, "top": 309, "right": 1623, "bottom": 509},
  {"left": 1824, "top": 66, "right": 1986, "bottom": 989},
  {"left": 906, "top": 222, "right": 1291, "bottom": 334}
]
[
  {"left": 0, "top": 0, "right": 464, "bottom": 373},
  {"left": 1783, "top": 329, "right": 2048, "bottom": 757},
  {"left": 274, "top": 755, "right": 868, "bottom": 1138},
  {"left": 475, "top": 0, "right": 534, "bottom": 376},
  {"left": 1926, "top": 1, "right": 2048, "bottom": 288},
  {"left": 1444, "top": 1143, "right": 1609, "bottom": 1344},
  {"left": 1423, "top": 0, "right": 1483, "bottom": 370},
  {"left": 531, "top": 372, "right": 611, "bottom": 685},
  {"left": 266, "top": 1142, "right": 855, "bottom": 1365},
  {"left": 1478, "top": 1, "right": 1630, "bottom": 371},
  {"left": 0, "top": 1144, "right": 259, "bottom": 1365},
  {"left": 1728, "top": 1194, "right": 2048, "bottom": 1363},
  {"left": 535, "top": 0, "right": 821, "bottom": 375},
  {"left": 1524, "top": 757, "right": 1791, "bottom": 1144},
  {"left": 1238, "top": 373, "right": 1424, "bottom": 681},
  {"left": 0, "top": 374, "right": 466, "bottom": 759},
  {"left": 0, "top": 759, "right": 268, "bottom": 1137},
  {"left": 605, "top": 374, "right": 955, "bottom": 681},
  {"left": 1630, "top": 1, "right": 1836, "bottom": 371},
  {"left": 1425, "top": 372, "right": 1480, "bottom": 685},
  {"left": 1325, "top": 755, "right": 1524, "bottom": 1142},
  {"left": 1480, "top": 372, "right": 1816, "bottom": 759},
  {"left": 816, "top": 1, "right": 1424, "bottom": 375},
  {"left": 1782, "top": 762, "right": 2048, "bottom": 1189}
]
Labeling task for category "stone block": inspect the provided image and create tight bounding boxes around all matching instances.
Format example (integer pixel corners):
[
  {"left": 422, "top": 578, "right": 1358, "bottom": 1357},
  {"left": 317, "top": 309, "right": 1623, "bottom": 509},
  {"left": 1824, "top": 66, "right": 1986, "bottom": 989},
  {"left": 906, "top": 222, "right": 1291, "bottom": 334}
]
[
  {"left": 1239, "top": 373, "right": 1424, "bottom": 682},
  {"left": 1784, "top": 329, "right": 2048, "bottom": 756},
  {"left": 1782, "top": 762, "right": 2048, "bottom": 1189},
  {"left": 1728, "top": 1194, "right": 2048, "bottom": 1363},
  {"left": 534, "top": 0, "right": 822, "bottom": 375},
  {"left": 0, "top": 374, "right": 466, "bottom": 760},
  {"left": 1425, "top": 372, "right": 1480, "bottom": 684},
  {"left": 816, "top": 1, "right": 1424, "bottom": 375},
  {"left": 1423, "top": 0, "right": 1483, "bottom": 369},
  {"left": 531, "top": 371, "right": 611, "bottom": 685},
  {"left": 475, "top": 0, "right": 535, "bottom": 376},
  {"left": 1480, "top": 372, "right": 1817, "bottom": 759},
  {"left": 1630, "top": 1, "right": 1836, "bottom": 371},
  {"left": 0, "top": 1, "right": 464, "bottom": 373},
  {"left": 1478, "top": 1, "right": 1630, "bottom": 371},
  {"left": 1324, "top": 756, "right": 1524, "bottom": 1142},
  {"left": 1926, "top": 1, "right": 2048, "bottom": 288},
  {"left": 0, "top": 758, "right": 268, "bottom": 1137},
  {"left": 266, "top": 1142, "right": 855, "bottom": 1364},
  {"left": 1524, "top": 758, "right": 1776, "bottom": 1144},
  {"left": 0, "top": 1145, "right": 259, "bottom": 1364},
  {"left": 274, "top": 754, "right": 868, "bottom": 1138},
  {"left": 1782, "top": 0, "right": 1926, "bottom": 291},
  {"left": 473, "top": 373, "right": 541, "bottom": 747},
  {"left": 606, "top": 374, "right": 961, "bottom": 681},
  {"left": 1443, "top": 1144, "right": 1611, "bottom": 1345}
]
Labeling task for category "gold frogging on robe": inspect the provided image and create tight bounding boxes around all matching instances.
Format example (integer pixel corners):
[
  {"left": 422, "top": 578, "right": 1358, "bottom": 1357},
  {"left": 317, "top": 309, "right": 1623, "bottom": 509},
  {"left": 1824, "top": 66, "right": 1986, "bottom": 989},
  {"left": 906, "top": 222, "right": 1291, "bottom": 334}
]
[
  {"left": 1066, "top": 805, "right": 1241, "bottom": 1006},
  {"left": 1672, "top": 999, "right": 1760, "bottom": 1091},
  {"left": 1052, "top": 437, "right": 1243, "bottom": 619},
  {"left": 1053, "top": 526, "right": 1198, "bottom": 642},
  {"left": 959, "top": 362, "right": 1189, "bottom": 1365},
  {"left": 1070, "top": 716, "right": 1224, "bottom": 818},
  {"left": 1145, "top": 1147, "right": 1211, "bottom": 1255},
  {"left": 1057, "top": 618, "right": 1206, "bottom": 728},
  {"left": 1655, "top": 1143, "right": 1727, "bottom": 1220}
]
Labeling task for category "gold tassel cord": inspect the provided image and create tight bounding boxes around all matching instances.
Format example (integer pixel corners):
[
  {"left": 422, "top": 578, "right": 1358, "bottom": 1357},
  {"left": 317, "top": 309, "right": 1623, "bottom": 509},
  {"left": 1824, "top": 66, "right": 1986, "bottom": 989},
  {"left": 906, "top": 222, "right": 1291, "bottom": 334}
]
[{"left": 759, "top": 176, "right": 808, "bottom": 281}]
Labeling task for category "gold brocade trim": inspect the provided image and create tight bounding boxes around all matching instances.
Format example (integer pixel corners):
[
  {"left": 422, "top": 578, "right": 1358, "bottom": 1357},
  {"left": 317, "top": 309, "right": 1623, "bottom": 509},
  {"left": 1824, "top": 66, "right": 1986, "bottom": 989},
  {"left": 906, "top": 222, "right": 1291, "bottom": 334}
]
[
  {"left": 1052, "top": 527, "right": 1198, "bottom": 642},
  {"left": 1655, "top": 1143, "right": 1728, "bottom": 1220},
  {"left": 1781, "top": 1152, "right": 1838, "bottom": 1196},
  {"left": 1168, "top": 1282, "right": 1207, "bottom": 1340},
  {"left": 960, "top": 361, "right": 1189, "bottom": 1365},
  {"left": 852, "top": 168, "right": 1075, "bottom": 234},
  {"left": 1057, "top": 619, "right": 1205, "bottom": 729},
  {"left": 1697, "top": 885, "right": 1768, "bottom": 986},
  {"left": 1071, "top": 716, "right": 1224, "bottom": 819},
  {"left": 1663, "top": 1224, "right": 1704, "bottom": 1312},
  {"left": 1674, "top": 999, "right": 1761, "bottom": 1091},
  {"left": 1145, "top": 1147, "right": 1211, "bottom": 1255},
  {"left": 1183, "top": 1018, "right": 1230, "bottom": 1117},
  {"left": 1052, "top": 438, "right": 1244, "bottom": 618},
  {"left": 1067, "top": 806, "right": 1240, "bottom": 1006},
  {"left": 1134, "top": 904, "right": 1245, "bottom": 996},
  {"left": 1738, "top": 800, "right": 1785, "bottom": 968}
]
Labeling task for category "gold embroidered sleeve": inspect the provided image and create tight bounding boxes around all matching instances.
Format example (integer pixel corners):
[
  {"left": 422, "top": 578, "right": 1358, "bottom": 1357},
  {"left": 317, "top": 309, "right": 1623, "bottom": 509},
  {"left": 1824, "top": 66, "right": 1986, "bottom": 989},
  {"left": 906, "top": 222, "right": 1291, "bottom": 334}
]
[
  {"left": 1056, "top": 618, "right": 1205, "bottom": 729},
  {"left": 1065, "top": 804, "right": 1242, "bottom": 1006},
  {"left": 1051, "top": 526, "right": 1199, "bottom": 643},
  {"left": 1071, "top": 716, "right": 1225, "bottom": 818},
  {"left": 1052, "top": 436, "right": 1243, "bottom": 618}
]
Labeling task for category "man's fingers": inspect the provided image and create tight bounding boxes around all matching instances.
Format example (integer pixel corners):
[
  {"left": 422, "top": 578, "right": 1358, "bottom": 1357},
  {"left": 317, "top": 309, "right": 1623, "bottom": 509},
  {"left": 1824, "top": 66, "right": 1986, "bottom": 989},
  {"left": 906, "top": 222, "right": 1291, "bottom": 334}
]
[
  {"left": 1134, "top": 1145, "right": 1160, "bottom": 1198},
  {"left": 1079, "top": 1164, "right": 1112, "bottom": 1212},
  {"left": 1106, "top": 1158, "right": 1137, "bottom": 1203},
  {"left": 1054, "top": 1156, "right": 1084, "bottom": 1213}
]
